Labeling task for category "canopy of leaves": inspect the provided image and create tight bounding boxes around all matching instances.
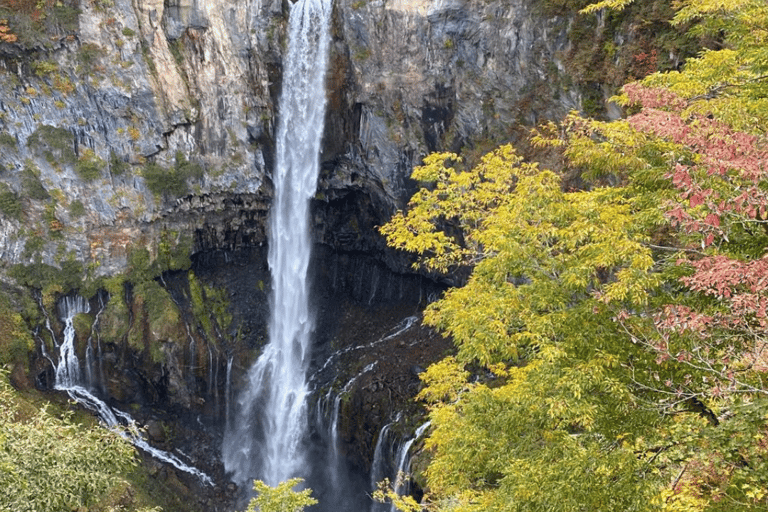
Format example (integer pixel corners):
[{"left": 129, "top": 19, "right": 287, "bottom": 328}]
[
  {"left": 0, "top": 373, "right": 137, "bottom": 512},
  {"left": 380, "top": 0, "right": 768, "bottom": 510},
  {"left": 246, "top": 478, "right": 317, "bottom": 512}
]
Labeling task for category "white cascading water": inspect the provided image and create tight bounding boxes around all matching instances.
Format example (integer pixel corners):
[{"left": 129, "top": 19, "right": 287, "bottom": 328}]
[
  {"left": 368, "top": 414, "right": 402, "bottom": 512},
  {"left": 385, "top": 421, "right": 431, "bottom": 512},
  {"left": 222, "top": 0, "right": 332, "bottom": 487},
  {"left": 54, "top": 296, "right": 213, "bottom": 485}
]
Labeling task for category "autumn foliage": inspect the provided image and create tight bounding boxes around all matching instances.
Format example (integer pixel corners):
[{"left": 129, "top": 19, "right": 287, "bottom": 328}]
[{"left": 381, "top": 0, "right": 768, "bottom": 510}]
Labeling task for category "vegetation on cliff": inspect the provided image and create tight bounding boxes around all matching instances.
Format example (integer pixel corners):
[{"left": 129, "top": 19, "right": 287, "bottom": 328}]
[{"left": 382, "top": 0, "right": 768, "bottom": 510}]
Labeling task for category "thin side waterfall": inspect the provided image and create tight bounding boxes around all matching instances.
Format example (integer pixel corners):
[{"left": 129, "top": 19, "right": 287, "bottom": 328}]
[
  {"left": 369, "top": 414, "right": 402, "bottom": 512},
  {"left": 321, "top": 362, "right": 377, "bottom": 490},
  {"left": 222, "top": 0, "right": 332, "bottom": 487},
  {"left": 53, "top": 296, "right": 213, "bottom": 485},
  {"left": 387, "top": 421, "right": 431, "bottom": 512}
]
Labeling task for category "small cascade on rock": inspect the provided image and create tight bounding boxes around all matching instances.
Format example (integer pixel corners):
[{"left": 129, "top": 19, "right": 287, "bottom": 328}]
[
  {"left": 382, "top": 421, "right": 431, "bottom": 512},
  {"left": 83, "top": 293, "right": 107, "bottom": 393},
  {"left": 222, "top": 0, "right": 332, "bottom": 488},
  {"left": 309, "top": 316, "right": 418, "bottom": 383},
  {"left": 225, "top": 353, "right": 234, "bottom": 426},
  {"left": 368, "top": 414, "right": 402, "bottom": 512},
  {"left": 367, "top": 266, "right": 380, "bottom": 305},
  {"left": 52, "top": 295, "right": 213, "bottom": 485},
  {"left": 317, "top": 362, "right": 378, "bottom": 491}
]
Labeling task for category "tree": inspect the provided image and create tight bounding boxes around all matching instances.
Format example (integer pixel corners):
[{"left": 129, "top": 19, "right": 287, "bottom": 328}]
[
  {"left": 382, "top": 143, "right": 672, "bottom": 511},
  {"left": 245, "top": 478, "right": 317, "bottom": 512},
  {"left": 380, "top": 0, "right": 768, "bottom": 510},
  {"left": 0, "top": 372, "right": 140, "bottom": 512}
]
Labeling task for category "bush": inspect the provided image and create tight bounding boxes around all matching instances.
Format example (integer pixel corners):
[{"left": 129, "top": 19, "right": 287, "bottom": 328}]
[
  {"left": 0, "top": 293, "right": 34, "bottom": 366},
  {"left": 21, "top": 162, "right": 49, "bottom": 200},
  {"left": 31, "top": 60, "right": 58, "bottom": 77},
  {"left": 9, "top": 259, "right": 83, "bottom": 292},
  {"left": 0, "top": 1, "right": 80, "bottom": 48},
  {"left": 0, "top": 372, "right": 136, "bottom": 512},
  {"left": 68, "top": 199, "right": 85, "bottom": 218},
  {"left": 109, "top": 151, "right": 130, "bottom": 176},
  {"left": 142, "top": 153, "right": 204, "bottom": 198},
  {"left": 0, "top": 132, "right": 17, "bottom": 149},
  {"left": 77, "top": 42, "right": 104, "bottom": 75},
  {"left": 74, "top": 148, "right": 105, "bottom": 181},
  {"left": 174, "top": 151, "right": 204, "bottom": 181},
  {"left": 27, "top": 125, "right": 76, "bottom": 164},
  {"left": 0, "top": 184, "right": 21, "bottom": 219}
]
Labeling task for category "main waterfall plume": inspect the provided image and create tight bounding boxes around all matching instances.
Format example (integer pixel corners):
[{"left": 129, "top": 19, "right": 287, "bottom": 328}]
[{"left": 223, "top": 0, "right": 332, "bottom": 487}]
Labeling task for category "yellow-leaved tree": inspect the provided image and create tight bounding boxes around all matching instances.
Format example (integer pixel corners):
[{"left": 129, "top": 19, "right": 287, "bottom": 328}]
[{"left": 379, "top": 0, "right": 768, "bottom": 510}]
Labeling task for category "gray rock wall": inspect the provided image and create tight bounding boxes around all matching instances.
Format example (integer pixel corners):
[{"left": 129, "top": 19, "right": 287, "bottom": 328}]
[{"left": 0, "top": 0, "right": 578, "bottom": 277}]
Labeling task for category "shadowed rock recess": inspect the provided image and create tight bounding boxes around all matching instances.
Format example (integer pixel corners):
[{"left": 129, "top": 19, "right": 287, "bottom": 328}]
[{"left": 0, "top": 0, "right": 634, "bottom": 508}]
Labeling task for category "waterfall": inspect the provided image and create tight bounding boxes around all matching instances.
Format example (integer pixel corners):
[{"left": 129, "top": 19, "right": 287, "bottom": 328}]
[
  {"left": 222, "top": 0, "right": 332, "bottom": 487},
  {"left": 368, "top": 414, "right": 402, "bottom": 512},
  {"left": 53, "top": 296, "right": 213, "bottom": 485},
  {"left": 378, "top": 421, "right": 431, "bottom": 512},
  {"left": 54, "top": 296, "right": 90, "bottom": 387}
]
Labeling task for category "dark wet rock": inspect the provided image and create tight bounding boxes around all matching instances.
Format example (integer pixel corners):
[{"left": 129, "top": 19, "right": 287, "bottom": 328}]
[{"left": 146, "top": 420, "right": 167, "bottom": 444}]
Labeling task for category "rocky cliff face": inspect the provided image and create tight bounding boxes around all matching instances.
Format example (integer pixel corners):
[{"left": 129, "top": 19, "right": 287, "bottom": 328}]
[{"left": 0, "top": 0, "right": 580, "bottom": 276}]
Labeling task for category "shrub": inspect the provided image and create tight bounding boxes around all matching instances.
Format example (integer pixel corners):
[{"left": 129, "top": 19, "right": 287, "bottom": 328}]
[
  {"left": 0, "top": 294, "right": 34, "bottom": 366},
  {"left": 8, "top": 259, "right": 83, "bottom": 292},
  {"left": 175, "top": 151, "right": 204, "bottom": 181},
  {"left": 142, "top": 153, "right": 204, "bottom": 198},
  {"left": 74, "top": 148, "right": 105, "bottom": 181},
  {"left": 77, "top": 42, "right": 104, "bottom": 75},
  {"left": 68, "top": 199, "right": 85, "bottom": 218},
  {"left": 21, "top": 162, "right": 49, "bottom": 200},
  {"left": 0, "top": 132, "right": 17, "bottom": 149},
  {"left": 0, "top": 184, "right": 21, "bottom": 219},
  {"left": 109, "top": 151, "right": 130, "bottom": 176},
  {"left": 0, "top": 373, "right": 136, "bottom": 512},
  {"left": 0, "top": 1, "right": 80, "bottom": 48},
  {"left": 27, "top": 125, "right": 75, "bottom": 164},
  {"left": 31, "top": 60, "right": 58, "bottom": 77}
]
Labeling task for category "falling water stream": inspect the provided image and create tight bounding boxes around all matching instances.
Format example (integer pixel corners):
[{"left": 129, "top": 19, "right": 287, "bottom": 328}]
[
  {"left": 53, "top": 296, "right": 213, "bottom": 485},
  {"left": 222, "top": 0, "right": 332, "bottom": 488}
]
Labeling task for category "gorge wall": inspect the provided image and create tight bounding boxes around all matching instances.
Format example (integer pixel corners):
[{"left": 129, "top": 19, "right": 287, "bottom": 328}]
[{"left": 0, "top": 0, "right": 585, "bottom": 275}]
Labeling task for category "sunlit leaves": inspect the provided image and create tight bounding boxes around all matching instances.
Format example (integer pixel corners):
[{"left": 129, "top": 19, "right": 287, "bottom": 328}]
[
  {"left": 0, "top": 374, "right": 137, "bottom": 512},
  {"left": 641, "top": 0, "right": 768, "bottom": 133},
  {"left": 381, "top": 142, "right": 667, "bottom": 510},
  {"left": 579, "top": 0, "right": 635, "bottom": 14},
  {"left": 246, "top": 478, "right": 317, "bottom": 512},
  {"left": 379, "top": 145, "right": 534, "bottom": 273},
  {"left": 381, "top": 0, "right": 768, "bottom": 510}
]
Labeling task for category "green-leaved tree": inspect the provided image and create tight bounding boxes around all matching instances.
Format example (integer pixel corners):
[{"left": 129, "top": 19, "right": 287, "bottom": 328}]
[{"left": 245, "top": 478, "right": 317, "bottom": 512}]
